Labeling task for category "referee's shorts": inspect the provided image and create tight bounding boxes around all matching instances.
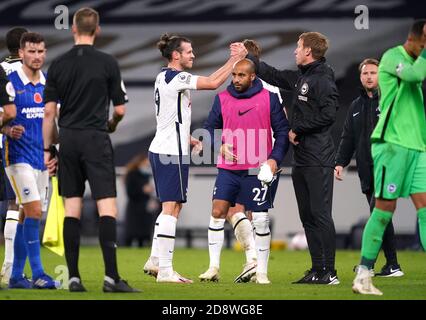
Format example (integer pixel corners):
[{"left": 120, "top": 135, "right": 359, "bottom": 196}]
[{"left": 58, "top": 128, "right": 116, "bottom": 200}]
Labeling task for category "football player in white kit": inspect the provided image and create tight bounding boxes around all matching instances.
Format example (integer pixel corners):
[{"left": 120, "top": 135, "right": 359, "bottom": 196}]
[
  {"left": 143, "top": 33, "right": 246, "bottom": 283},
  {"left": 0, "top": 27, "right": 27, "bottom": 286}
]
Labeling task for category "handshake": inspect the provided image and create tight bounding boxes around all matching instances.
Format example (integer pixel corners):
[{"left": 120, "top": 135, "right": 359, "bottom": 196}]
[{"left": 229, "top": 42, "right": 248, "bottom": 60}]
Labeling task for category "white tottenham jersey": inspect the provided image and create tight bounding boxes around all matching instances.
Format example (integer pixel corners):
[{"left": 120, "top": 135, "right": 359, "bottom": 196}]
[
  {"left": 149, "top": 68, "right": 198, "bottom": 156},
  {"left": 1, "top": 59, "right": 22, "bottom": 75},
  {"left": 0, "top": 59, "right": 22, "bottom": 148},
  {"left": 261, "top": 79, "right": 283, "bottom": 103}
]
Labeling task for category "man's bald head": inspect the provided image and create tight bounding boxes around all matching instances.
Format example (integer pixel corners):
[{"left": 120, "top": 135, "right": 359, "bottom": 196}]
[
  {"left": 233, "top": 58, "right": 256, "bottom": 74},
  {"left": 232, "top": 59, "right": 256, "bottom": 92}
]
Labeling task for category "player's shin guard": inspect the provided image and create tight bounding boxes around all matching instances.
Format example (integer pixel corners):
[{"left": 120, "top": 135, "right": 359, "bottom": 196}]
[
  {"left": 208, "top": 216, "right": 225, "bottom": 269},
  {"left": 157, "top": 214, "right": 177, "bottom": 276},
  {"left": 417, "top": 207, "right": 426, "bottom": 251},
  {"left": 360, "top": 208, "right": 392, "bottom": 268},
  {"left": 230, "top": 212, "right": 256, "bottom": 262},
  {"left": 3, "top": 210, "right": 19, "bottom": 266},
  {"left": 252, "top": 212, "right": 271, "bottom": 274}
]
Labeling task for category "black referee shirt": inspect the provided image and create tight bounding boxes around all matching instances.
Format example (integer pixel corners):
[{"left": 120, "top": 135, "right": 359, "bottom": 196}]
[{"left": 44, "top": 45, "right": 128, "bottom": 131}]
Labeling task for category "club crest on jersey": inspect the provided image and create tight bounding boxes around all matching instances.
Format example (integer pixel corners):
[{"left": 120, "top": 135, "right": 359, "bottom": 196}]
[
  {"left": 387, "top": 183, "right": 397, "bottom": 193},
  {"left": 301, "top": 83, "right": 309, "bottom": 95},
  {"left": 33, "top": 92, "right": 43, "bottom": 104},
  {"left": 178, "top": 73, "right": 191, "bottom": 84}
]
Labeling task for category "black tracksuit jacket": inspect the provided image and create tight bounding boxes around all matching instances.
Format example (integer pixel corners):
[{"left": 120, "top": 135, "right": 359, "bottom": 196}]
[
  {"left": 249, "top": 56, "right": 339, "bottom": 167},
  {"left": 335, "top": 89, "right": 380, "bottom": 194}
]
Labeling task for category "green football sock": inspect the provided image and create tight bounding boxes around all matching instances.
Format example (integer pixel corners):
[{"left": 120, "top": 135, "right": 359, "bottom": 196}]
[
  {"left": 417, "top": 207, "right": 426, "bottom": 251},
  {"left": 360, "top": 208, "right": 393, "bottom": 268}
]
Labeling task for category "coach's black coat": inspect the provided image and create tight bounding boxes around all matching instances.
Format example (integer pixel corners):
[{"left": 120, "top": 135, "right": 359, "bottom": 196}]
[
  {"left": 248, "top": 55, "right": 339, "bottom": 167},
  {"left": 335, "top": 89, "right": 380, "bottom": 194}
]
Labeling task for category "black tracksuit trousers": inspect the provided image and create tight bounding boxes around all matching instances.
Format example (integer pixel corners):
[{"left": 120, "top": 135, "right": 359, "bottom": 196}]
[{"left": 292, "top": 166, "right": 336, "bottom": 271}]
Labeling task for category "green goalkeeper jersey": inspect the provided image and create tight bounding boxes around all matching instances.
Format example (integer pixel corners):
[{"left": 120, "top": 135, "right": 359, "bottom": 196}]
[{"left": 372, "top": 46, "right": 426, "bottom": 151}]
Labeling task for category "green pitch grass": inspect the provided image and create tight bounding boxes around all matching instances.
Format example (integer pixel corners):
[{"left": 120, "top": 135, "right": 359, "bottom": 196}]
[{"left": 0, "top": 247, "right": 425, "bottom": 300}]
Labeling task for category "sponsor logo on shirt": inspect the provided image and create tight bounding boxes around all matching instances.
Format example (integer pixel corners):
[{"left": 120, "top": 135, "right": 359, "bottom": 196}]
[{"left": 22, "top": 107, "right": 44, "bottom": 119}]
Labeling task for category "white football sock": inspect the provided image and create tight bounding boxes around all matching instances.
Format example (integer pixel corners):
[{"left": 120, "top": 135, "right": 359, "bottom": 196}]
[
  {"left": 3, "top": 210, "right": 19, "bottom": 265},
  {"left": 149, "top": 212, "right": 162, "bottom": 263},
  {"left": 230, "top": 212, "right": 256, "bottom": 263},
  {"left": 157, "top": 214, "right": 177, "bottom": 276},
  {"left": 208, "top": 216, "right": 225, "bottom": 269},
  {"left": 252, "top": 211, "right": 271, "bottom": 274},
  {"left": 245, "top": 222, "right": 257, "bottom": 264}
]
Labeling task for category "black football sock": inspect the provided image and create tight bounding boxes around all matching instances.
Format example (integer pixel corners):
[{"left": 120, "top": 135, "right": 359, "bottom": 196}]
[
  {"left": 64, "top": 217, "right": 81, "bottom": 279},
  {"left": 99, "top": 216, "right": 120, "bottom": 281}
]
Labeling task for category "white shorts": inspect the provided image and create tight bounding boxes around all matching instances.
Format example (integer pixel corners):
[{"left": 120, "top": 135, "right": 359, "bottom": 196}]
[{"left": 5, "top": 163, "right": 49, "bottom": 212}]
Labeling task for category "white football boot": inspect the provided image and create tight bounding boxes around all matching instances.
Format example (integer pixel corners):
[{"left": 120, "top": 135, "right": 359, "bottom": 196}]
[
  {"left": 352, "top": 265, "right": 383, "bottom": 295},
  {"left": 199, "top": 267, "right": 220, "bottom": 282}
]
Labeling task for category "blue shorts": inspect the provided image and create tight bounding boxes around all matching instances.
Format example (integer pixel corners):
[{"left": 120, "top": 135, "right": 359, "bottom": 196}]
[
  {"left": 149, "top": 152, "right": 189, "bottom": 203},
  {"left": 212, "top": 168, "right": 279, "bottom": 211}
]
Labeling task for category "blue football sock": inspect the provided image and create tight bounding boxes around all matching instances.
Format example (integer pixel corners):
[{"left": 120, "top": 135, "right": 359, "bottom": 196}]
[
  {"left": 11, "top": 223, "right": 27, "bottom": 279},
  {"left": 23, "top": 218, "right": 44, "bottom": 278}
]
